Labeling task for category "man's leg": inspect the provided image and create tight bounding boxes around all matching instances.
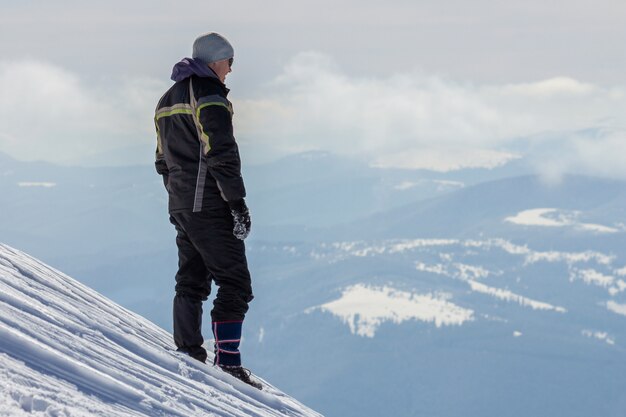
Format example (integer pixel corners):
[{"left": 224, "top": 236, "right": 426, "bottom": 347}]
[
  {"left": 174, "top": 209, "right": 253, "bottom": 367},
  {"left": 170, "top": 214, "right": 212, "bottom": 363},
  {"left": 209, "top": 252, "right": 252, "bottom": 368}
]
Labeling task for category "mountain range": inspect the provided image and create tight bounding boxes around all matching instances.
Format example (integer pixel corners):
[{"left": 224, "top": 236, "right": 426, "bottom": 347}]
[{"left": 1, "top": 150, "right": 625, "bottom": 416}]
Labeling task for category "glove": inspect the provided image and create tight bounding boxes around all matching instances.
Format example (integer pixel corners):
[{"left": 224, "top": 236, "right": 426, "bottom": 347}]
[{"left": 229, "top": 199, "right": 251, "bottom": 240}]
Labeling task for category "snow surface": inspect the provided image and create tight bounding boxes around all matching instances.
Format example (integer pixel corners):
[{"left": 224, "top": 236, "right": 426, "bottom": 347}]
[
  {"left": 504, "top": 208, "right": 620, "bottom": 233},
  {"left": 607, "top": 301, "right": 626, "bottom": 317},
  {"left": 17, "top": 182, "right": 57, "bottom": 188},
  {"left": 581, "top": 330, "right": 615, "bottom": 346},
  {"left": 0, "top": 244, "right": 322, "bottom": 417},
  {"left": 308, "top": 284, "right": 473, "bottom": 337}
]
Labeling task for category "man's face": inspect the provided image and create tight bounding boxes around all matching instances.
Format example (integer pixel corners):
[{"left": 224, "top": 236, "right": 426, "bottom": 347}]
[{"left": 208, "top": 58, "right": 233, "bottom": 83}]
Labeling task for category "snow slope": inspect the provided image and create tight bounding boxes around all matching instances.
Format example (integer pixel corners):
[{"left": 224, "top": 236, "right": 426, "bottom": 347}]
[{"left": 0, "top": 243, "right": 322, "bottom": 417}]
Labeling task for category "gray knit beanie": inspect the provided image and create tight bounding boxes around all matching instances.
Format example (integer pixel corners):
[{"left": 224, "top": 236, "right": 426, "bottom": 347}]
[{"left": 192, "top": 32, "right": 234, "bottom": 64}]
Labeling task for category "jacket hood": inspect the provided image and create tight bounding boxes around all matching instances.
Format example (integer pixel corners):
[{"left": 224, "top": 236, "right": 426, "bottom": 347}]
[{"left": 170, "top": 57, "right": 218, "bottom": 82}]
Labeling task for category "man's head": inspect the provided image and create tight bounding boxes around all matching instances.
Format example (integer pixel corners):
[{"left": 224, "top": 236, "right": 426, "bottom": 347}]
[{"left": 192, "top": 32, "right": 234, "bottom": 83}]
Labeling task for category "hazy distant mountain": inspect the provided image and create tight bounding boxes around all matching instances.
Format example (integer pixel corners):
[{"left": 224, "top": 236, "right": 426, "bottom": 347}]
[
  {"left": 244, "top": 192, "right": 626, "bottom": 416},
  {"left": 0, "top": 149, "right": 531, "bottom": 263},
  {"left": 239, "top": 170, "right": 626, "bottom": 416},
  {"left": 2, "top": 150, "right": 626, "bottom": 417},
  {"left": 244, "top": 151, "right": 539, "bottom": 237},
  {"left": 322, "top": 174, "right": 626, "bottom": 241}
]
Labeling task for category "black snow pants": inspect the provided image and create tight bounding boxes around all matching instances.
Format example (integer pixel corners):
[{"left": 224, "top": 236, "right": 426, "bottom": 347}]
[{"left": 169, "top": 207, "right": 253, "bottom": 363}]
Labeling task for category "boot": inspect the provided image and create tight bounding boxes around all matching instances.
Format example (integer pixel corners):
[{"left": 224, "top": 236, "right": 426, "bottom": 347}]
[{"left": 219, "top": 365, "right": 263, "bottom": 390}]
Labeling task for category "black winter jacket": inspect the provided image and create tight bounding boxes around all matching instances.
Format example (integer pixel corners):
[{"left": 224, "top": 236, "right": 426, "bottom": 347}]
[{"left": 154, "top": 73, "right": 246, "bottom": 213}]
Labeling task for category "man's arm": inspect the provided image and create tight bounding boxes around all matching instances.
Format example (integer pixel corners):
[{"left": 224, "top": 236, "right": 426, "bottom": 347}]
[
  {"left": 154, "top": 120, "right": 170, "bottom": 189},
  {"left": 196, "top": 95, "right": 246, "bottom": 203}
]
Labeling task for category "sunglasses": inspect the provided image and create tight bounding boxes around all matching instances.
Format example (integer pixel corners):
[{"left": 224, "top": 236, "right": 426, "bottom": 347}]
[{"left": 228, "top": 57, "right": 234, "bottom": 68}]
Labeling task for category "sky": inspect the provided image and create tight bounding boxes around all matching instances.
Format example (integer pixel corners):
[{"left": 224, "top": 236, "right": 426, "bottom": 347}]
[{"left": 1, "top": 0, "right": 625, "bottom": 179}]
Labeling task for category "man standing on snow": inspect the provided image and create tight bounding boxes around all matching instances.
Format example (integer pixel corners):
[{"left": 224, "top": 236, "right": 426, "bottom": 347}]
[{"left": 154, "top": 32, "right": 261, "bottom": 389}]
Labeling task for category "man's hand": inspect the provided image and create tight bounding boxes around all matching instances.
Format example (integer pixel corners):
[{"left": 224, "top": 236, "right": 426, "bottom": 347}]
[{"left": 229, "top": 199, "right": 251, "bottom": 240}]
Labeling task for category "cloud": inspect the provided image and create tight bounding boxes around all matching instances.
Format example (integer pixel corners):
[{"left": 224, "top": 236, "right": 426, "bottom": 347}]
[
  {"left": 2, "top": 54, "right": 626, "bottom": 180},
  {"left": 236, "top": 52, "right": 626, "bottom": 177},
  {"left": 523, "top": 127, "right": 626, "bottom": 183},
  {"left": 499, "top": 77, "right": 596, "bottom": 97},
  {"left": 237, "top": 52, "right": 512, "bottom": 160},
  {"left": 0, "top": 60, "right": 166, "bottom": 164},
  {"left": 372, "top": 149, "right": 520, "bottom": 171}
]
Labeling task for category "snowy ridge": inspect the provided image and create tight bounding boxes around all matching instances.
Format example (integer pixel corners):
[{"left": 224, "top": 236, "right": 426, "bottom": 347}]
[
  {"left": 569, "top": 268, "right": 626, "bottom": 296},
  {"left": 0, "top": 244, "right": 322, "bottom": 417},
  {"left": 414, "top": 259, "right": 567, "bottom": 312},
  {"left": 310, "top": 237, "right": 615, "bottom": 266},
  {"left": 304, "top": 236, "right": 625, "bottom": 340},
  {"left": 466, "top": 280, "right": 567, "bottom": 313}
]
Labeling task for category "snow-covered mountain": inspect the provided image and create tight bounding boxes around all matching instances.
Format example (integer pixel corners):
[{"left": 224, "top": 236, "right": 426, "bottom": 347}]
[
  {"left": 240, "top": 175, "right": 626, "bottom": 417},
  {"left": 3, "top": 151, "right": 626, "bottom": 416},
  {"left": 0, "top": 243, "right": 322, "bottom": 417},
  {"left": 246, "top": 234, "right": 626, "bottom": 417}
]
